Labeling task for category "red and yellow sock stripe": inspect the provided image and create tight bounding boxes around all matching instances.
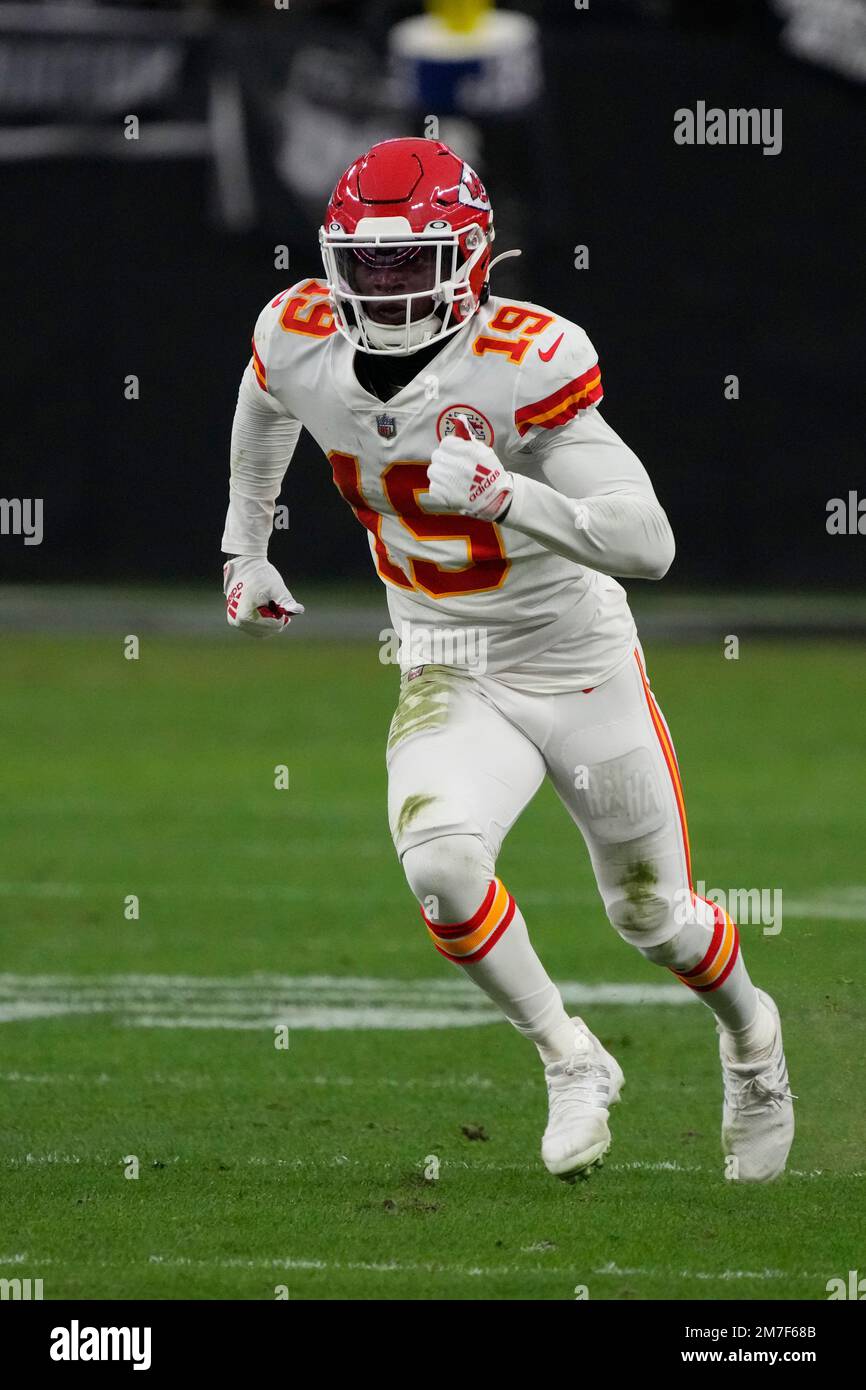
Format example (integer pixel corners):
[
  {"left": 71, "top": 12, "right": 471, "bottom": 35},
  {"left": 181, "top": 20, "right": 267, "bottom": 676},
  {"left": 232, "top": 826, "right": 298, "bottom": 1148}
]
[
  {"left": 674, "top": 898, "right": 740, "bottom": 992},
  {"left": 420, "top": 878, "right": 516, "bottom": 964},
  {"left": 634, "top": 648, "right": 693, "bottom": 888}
]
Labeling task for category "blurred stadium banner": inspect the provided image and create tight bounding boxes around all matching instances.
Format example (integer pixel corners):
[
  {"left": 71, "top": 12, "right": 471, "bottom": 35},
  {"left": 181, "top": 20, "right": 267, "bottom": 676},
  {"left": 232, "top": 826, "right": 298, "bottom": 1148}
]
[
  {"left": 1, "top": 2, "right": 861, "bottom": 213},
  {"left": 0, "top": 3, "right": 259, "bottom": 229},
  {"left": 770, "top": 0, "right": 866, "bottom": 83}
]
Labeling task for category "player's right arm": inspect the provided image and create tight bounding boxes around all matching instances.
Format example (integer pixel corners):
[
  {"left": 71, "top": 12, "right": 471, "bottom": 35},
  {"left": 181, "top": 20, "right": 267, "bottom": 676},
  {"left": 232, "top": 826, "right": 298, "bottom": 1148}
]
[{"left": 221, "top": 297, "right": 305, "bottom": 637}]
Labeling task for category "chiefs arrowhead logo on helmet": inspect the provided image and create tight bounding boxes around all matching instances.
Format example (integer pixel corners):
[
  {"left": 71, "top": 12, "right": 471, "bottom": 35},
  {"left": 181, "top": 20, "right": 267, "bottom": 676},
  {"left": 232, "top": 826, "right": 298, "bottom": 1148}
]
[
  {"left": 319, "top": 138, "right": 516, "bottom": 357},
  {"left": 457, "top": 163, "right": 492, "bottom": 212}
]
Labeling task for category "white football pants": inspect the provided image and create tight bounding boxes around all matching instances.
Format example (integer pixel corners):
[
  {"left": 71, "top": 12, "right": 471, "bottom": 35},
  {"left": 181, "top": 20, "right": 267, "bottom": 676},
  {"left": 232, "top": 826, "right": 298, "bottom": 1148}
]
[{"left": 386, "top": 646, "right": 697, "bottom": 951}]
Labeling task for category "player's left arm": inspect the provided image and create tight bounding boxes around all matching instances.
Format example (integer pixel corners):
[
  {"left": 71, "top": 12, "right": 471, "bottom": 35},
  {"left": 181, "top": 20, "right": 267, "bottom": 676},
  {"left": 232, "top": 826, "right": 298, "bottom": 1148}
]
[
  {"left": 504, "top": 408, "right": 676, "bottom": 580},
  {"left": 427, "top": 319, "right": 675, "bottom": 580}
]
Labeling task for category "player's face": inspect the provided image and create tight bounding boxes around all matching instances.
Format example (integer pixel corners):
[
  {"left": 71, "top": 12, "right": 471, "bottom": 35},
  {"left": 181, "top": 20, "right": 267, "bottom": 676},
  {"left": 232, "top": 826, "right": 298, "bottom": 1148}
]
[{"left": 344, "top": 245, "right": 439, "bottom": 325}]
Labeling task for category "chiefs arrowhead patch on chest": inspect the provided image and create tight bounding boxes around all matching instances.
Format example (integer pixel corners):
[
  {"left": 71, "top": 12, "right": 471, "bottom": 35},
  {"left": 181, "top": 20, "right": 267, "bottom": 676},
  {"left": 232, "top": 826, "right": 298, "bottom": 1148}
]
[{"left": 436, "top": 405, "right": 495, "bottom": 446}]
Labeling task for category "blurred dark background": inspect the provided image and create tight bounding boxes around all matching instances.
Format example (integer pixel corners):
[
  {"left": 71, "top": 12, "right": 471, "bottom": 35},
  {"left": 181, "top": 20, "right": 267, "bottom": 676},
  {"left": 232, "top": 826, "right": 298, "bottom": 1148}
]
[{"left": 1, "top": 0, "right": 863, "bottom": 591}]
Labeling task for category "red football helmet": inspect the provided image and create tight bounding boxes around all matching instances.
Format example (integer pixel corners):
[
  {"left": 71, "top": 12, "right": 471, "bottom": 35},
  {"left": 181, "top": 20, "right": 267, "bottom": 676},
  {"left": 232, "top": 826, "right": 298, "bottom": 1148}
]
[{"left": 320, "top": 137, "right": 516, "bottom": 356}]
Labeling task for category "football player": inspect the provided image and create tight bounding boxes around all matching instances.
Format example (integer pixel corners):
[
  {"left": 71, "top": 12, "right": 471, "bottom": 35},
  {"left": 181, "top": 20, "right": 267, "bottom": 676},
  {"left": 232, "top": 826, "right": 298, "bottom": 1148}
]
[{"left": 221, "top": 138, "right": 794, "bottom": 1182}]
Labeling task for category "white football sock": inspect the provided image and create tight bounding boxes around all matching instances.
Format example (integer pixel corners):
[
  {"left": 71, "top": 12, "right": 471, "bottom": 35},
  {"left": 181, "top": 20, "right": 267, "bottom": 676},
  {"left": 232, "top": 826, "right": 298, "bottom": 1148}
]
[
  {"left": 461, "top": 904, "right": 577, "bottom": 1064},
  {"left": 415, "top": 872, "right": 575, "bottom": 1062},
  {"left": 641, "top": 900, "right": 764, "bottom": 1049}
]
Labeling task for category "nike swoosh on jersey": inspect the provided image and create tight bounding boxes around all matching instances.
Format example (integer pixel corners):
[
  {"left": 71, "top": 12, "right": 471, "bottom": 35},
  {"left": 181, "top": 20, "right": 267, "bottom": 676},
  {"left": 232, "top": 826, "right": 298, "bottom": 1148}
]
[{"left": 537, "top": 331, "right": 565, "bottom": 363}]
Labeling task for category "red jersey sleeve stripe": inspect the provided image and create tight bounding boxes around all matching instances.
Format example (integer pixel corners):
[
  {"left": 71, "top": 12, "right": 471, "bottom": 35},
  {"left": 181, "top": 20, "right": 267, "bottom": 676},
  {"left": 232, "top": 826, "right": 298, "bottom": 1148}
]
[{"left": 515, "top": 363, "right": 603, "bottom": 436}]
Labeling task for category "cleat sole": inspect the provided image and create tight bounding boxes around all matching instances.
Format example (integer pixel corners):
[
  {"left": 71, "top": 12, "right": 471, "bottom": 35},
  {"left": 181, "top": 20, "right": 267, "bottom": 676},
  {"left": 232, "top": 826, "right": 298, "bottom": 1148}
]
[{"left": 550, "top": 1139, "right": 610, "bottom": 1182}]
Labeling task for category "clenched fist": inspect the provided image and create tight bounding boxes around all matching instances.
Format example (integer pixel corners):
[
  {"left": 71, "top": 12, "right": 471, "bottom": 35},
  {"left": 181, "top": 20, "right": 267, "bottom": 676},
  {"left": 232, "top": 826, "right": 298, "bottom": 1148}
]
[
  {"left": 223, "top": 556, "right": 304, "bottom": 637},
  {"left": 426, "top": 415, "right": 514, "bottom": 522}
]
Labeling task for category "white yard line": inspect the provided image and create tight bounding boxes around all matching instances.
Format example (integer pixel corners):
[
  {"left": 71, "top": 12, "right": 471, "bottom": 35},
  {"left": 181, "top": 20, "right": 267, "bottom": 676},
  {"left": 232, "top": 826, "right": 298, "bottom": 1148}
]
[
  {"left": 591, "top": 1262, "right": 816, "bottom": 1283},
  {"left": 0, "top": 1002, "right": 112, "bottom": 1022},
  {"left": 0, "top": 1250, "right": 832, "bottom": 1284},
  {"left": 121, "top": 1009, "right": 502, "bottom": 1031},
  {"left": 0, "top": 971, "right": 683, "bottom": 997},
  {"left": 0, "top": 972, "right": 690, "bottom": 1029},
  {"left": 0, "top": 1069, "right": 508, "bottom": 1091},
  {"left": 2, "top": 1150, "right": 859, "bottom": 1180},
  {"left": 784, "top": 899, "right": 866, "bottom": 921},
  {"left": 0, "top": 1070, "right": 112, "bottom": 1086}
]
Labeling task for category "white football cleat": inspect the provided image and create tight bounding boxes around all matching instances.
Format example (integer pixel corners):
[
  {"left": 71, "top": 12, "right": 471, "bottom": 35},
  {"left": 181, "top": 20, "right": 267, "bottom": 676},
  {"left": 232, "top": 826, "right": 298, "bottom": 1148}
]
[
  {"left": 719, "top": 989, "right": 795, "bottom": 1182},
  {"left": 541, "top": 1018, "right": 624, "bottom": 1180}
]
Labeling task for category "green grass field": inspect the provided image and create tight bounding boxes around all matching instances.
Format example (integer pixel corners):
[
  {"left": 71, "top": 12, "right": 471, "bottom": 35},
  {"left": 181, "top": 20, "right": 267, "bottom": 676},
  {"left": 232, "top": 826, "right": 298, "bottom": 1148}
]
[{"left": 1, "top": 631, "right": 864, "bottom": 1301}]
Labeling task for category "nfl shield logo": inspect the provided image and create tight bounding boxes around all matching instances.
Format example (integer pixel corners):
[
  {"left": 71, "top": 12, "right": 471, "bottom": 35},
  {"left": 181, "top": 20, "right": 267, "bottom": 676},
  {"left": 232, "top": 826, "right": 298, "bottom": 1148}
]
[{"left": 376, "top": 414, "right": 397, "bottom": 439}]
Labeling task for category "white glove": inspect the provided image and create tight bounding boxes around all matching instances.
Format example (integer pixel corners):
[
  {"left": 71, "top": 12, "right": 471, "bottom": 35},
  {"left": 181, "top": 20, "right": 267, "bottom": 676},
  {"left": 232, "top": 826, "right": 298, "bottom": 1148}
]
[
  {"left": 223, "top": 556, "right": 304, "bottom": 637},
  {"left": 427, "top": 415, "right": 514, "bottom": 522}
]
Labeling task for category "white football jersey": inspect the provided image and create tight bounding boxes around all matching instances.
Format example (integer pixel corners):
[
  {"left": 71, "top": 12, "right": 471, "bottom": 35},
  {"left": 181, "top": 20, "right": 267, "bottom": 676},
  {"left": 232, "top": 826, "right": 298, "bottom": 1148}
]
[{"left": 243, "top": 277, "right": 640, "bottom": 691}]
